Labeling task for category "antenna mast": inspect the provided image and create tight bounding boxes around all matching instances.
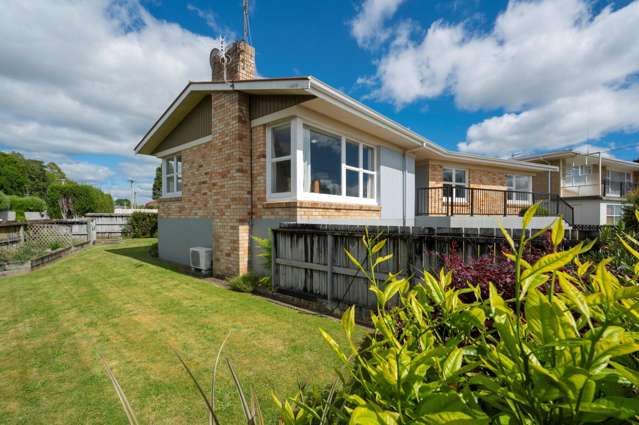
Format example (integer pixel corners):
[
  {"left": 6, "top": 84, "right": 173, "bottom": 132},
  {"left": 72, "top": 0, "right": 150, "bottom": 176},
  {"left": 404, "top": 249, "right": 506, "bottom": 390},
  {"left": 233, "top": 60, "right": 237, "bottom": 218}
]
[{"left": 243, "top": 0, "right": 250, "bottom": 42}]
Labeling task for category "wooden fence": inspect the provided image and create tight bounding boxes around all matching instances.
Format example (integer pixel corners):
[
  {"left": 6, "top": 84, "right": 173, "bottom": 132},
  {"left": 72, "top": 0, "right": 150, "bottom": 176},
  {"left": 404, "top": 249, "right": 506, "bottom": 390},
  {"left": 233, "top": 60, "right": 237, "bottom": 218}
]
[
  {"left": 0, "top": 220, "right": 95, "bottom": 249},
  {"left": 271, "top": 223, "right": 598, "bottom": 309},
  {"left": 85, "top": 213, "right": 132, "bottom": 239}
]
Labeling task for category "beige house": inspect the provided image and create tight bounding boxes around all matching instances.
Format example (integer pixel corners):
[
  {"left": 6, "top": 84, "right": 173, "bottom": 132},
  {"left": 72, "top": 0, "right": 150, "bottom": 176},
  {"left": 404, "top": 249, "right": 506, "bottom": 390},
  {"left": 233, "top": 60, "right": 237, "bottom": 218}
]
[
  {"left": 521, "top": 151, "right": 639, "bottom": 225},
  {"left": 135, "top": 40, "right": 563, "bottom": 276}
]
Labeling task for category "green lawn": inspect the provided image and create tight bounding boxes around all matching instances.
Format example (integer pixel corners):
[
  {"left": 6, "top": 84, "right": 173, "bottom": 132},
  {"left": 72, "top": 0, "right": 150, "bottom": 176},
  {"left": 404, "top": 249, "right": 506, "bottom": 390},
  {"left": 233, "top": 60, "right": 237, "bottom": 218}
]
[{"left": 0, "top": 239, "right": 356, "bottom": 424}]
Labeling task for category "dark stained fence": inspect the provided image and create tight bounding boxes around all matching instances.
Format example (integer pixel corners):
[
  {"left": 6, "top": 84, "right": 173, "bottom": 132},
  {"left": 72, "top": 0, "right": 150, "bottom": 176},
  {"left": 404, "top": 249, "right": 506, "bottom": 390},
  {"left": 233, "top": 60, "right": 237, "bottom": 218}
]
[{"left": 272, "top": 223, "right": 595, "bottom": 309}]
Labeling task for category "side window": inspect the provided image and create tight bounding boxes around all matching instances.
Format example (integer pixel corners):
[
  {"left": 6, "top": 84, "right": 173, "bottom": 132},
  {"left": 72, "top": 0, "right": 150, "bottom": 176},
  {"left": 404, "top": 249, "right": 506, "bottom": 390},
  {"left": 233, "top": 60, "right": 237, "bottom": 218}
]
[
  {"left": 163, "top": 155, "right": 182, "bottom": 196},
  {"left": 269, "top": 125, "right": 292, "bottom": 194}
]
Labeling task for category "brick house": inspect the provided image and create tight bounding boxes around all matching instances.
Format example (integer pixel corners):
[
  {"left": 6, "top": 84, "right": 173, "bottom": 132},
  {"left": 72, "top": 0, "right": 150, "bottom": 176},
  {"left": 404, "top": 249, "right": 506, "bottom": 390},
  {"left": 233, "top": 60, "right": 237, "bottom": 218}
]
[{"left": 135, "top": 40, "right": 561, "bottom": 276}]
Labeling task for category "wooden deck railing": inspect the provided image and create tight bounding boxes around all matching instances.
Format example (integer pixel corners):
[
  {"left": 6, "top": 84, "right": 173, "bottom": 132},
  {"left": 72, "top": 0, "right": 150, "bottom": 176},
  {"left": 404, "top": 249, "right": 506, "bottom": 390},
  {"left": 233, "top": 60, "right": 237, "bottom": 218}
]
[{"left": 416, "top": 186, "right": 574, "bottom": 225}]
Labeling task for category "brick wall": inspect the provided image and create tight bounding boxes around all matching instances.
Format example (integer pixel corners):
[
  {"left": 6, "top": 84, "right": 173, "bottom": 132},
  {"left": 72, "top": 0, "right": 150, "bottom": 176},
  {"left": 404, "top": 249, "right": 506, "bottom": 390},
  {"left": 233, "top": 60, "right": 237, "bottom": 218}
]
[
  {"left": 424, "top": 161, "right": 533, "bottom": 215},
  {"left": 210, "top": 91, "right": 252, "bottom": 276},
  {"left": 158, "top": 92, "right": 252, "bottom": 277},
  {"left": 211, "top": 41, "right": 256, "bottom": 81}
]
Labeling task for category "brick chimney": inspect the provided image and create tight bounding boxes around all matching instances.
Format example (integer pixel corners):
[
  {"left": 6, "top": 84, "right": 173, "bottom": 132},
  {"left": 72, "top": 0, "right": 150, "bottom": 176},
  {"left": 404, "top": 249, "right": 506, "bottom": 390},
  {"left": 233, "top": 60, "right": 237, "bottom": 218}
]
[{"left": 211, "top": 40, "right": 256, "bottom": 81}]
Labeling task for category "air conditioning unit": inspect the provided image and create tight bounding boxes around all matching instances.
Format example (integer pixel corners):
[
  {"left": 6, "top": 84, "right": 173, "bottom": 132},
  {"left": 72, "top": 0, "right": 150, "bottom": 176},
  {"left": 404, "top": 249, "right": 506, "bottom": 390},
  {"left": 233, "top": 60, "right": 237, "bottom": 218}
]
[{"left": 190, "top": 247, "right": 212, "bottom": 274}]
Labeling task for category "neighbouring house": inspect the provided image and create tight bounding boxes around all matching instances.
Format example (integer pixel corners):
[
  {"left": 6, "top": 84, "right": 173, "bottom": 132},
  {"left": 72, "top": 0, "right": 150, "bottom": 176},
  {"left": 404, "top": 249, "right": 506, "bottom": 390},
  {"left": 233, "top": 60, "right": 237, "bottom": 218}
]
[
  {"left": 519, "top": 151, "right": 639, "bottom": 226},
  {"left": 135, "top": 39, "right": 564, "bottom": 276}
]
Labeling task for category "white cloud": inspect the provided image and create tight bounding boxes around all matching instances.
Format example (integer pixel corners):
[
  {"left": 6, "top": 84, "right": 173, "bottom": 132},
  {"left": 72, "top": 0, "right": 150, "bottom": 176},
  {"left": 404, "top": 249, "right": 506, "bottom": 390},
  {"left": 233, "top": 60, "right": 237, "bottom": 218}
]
[
  {"left": 459, "top": 86, "right": 639, "bottom": 155},
  {"left": 59, "top": 161, "right": 115, "bottom": 183},
  {"left": 351, "top": 0, "right": 405, "bottom": 49},
  {"left": 0, "top": 0, "right": 219, "bottom": 157},
  {"left": 361, "top": 0, "right": 639, "bottom": 155},
  {"left": 187, "top": 3, "right": 236, "bottom": 39}
]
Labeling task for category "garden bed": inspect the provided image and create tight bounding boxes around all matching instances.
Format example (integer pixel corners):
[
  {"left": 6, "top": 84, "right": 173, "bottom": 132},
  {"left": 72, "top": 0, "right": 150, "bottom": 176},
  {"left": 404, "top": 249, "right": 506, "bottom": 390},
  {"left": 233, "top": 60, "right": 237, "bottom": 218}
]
[{"left": 0, "top": 241, "right": 92, "bottom": 276}]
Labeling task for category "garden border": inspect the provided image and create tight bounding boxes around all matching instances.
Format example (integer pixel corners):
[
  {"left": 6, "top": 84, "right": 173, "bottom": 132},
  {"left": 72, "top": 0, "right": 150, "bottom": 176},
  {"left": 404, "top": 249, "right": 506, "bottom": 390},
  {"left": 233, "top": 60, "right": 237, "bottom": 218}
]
[{"left": 0, "top": 240, "right": 92, "bottom": 277}]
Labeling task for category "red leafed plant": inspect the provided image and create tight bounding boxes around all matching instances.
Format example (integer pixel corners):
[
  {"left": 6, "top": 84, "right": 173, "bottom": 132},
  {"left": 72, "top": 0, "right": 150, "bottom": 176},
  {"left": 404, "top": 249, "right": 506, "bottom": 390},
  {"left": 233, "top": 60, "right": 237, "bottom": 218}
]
[{"left": 441, "top": 235, "right": 554, "bottom": 300}]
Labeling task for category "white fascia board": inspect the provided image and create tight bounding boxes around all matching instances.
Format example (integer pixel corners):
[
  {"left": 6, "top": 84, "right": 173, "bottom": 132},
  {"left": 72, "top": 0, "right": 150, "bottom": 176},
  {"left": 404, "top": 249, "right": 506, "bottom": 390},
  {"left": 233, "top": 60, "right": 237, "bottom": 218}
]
[
  {"left": 602, "top": 157, "right": 639, "bottom": 170},
  {"left": 153, "top": 135, "right": 213, "bottom": 158},
  {"left": 306, "top": 77, "right": 443, "bottom": 153},
  {"left": 443, "top": 153, "right": 559, "bottom": 172}
]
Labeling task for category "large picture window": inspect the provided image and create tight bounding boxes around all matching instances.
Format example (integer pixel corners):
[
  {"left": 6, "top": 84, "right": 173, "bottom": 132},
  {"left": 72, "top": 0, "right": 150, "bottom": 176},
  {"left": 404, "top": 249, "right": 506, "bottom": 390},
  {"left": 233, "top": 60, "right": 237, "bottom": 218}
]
[
  {"left": 303, "top": 127, "right": 342, "bottom": 195},
  {"left": 443, "top": 168, "right": 467, "bottom": 200},
  {"left": 266, "top": 119, "right": 378, "bottom": 204},
  {"left": 163, "top": 155, "right": 182, "bottom": 197},
  {"left": 269, "top": 124, "right": 292, "bottom": 194},
  {"left": 507, "top": 175, "right": 532, "bottom": 202}
]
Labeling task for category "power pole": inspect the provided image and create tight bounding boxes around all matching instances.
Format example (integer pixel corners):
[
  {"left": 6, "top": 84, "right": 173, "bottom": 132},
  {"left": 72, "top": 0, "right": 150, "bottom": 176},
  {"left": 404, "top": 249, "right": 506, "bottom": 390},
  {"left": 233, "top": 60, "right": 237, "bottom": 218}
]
[{"left": 128, "top": 178, "right": 135, "bottom": 209}]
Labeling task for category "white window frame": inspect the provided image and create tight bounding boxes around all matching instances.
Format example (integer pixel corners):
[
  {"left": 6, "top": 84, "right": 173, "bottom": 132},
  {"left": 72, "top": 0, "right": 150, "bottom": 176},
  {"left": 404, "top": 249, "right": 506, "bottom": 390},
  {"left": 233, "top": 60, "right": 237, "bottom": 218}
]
[
  {"left": 343, "top": 139, "right": 377, "bottom": 200},
  {"left": 265, "top": 118, "right": 379, "bottom": 205},
  {"left": 442, "top": 167, "right": 468, "bottom": 202},
  {"left": 266, "top": 122, "right": 294, "bottom": 199},
  {"left": 606, "top": 169, "right": 633, "bottom": 197},
  {"left": 162, "top": 154, "right": 182, "bottom": 197},
  {"left": 506, "top": 174, "right": 533, "bottom": 203},
  {"left": 606, "top": 203, "right": 623, "bottom": 225},
  {"left": 563, "top": 164, "right": 593, "bottom": 187}
]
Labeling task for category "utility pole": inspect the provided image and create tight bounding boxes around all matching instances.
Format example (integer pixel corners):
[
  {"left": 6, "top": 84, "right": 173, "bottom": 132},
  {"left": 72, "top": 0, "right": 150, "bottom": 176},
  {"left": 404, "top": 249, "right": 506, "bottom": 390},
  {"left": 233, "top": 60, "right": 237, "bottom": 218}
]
[{"left": 128, "top": 178, "right": 135, "bottom": 209}]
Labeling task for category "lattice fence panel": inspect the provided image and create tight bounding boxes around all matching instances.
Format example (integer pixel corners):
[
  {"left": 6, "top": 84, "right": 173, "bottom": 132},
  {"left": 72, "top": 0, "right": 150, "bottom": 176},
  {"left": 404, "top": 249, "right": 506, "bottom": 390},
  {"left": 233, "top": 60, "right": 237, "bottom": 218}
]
[{"left": 26, "top": 223, "right": 74, "bottom": 248}]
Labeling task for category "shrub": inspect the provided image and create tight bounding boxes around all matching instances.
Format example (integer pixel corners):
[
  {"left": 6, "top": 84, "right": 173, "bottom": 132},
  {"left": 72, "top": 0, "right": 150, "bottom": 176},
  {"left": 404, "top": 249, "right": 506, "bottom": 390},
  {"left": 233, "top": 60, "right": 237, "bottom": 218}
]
[
  {"left": 0, "top": 244, "right": 46, "bottom": 263},
  {"left": 46, "top": 183, "right": 113, "bottom": 218},
  {"left": 0, "top": 192, "right": 9, "bottom": 211},
  {"left": 277, "top": 205, "right": 639, "bottom": 424},
  {"left": 8, "top": 195, "right": 47, "bottom": 220},
  {"left": 227, "top": 273, "right": 260, "bottom": 293},
  {"left": 48, "top": 240, "right": 63, "bottom": 251},
  {"left": 518, "top": 204, "right": 549, "bottom": 216},
  {"left": 252, "top": 235, "right": 272, "bottom": 289},
  {"left": 622, "top": 190, "right": 639, "bottom": 232},
  {"left": 126, "top": 212, "right": 158, "bottom": 238}
]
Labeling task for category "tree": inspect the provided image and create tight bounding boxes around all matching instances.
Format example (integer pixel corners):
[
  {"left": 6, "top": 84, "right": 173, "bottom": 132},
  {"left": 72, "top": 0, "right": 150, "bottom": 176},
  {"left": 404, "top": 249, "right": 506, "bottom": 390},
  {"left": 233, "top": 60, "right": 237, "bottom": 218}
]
[
  {"left": 47, "top": 183, "right": 114, "bottom": 218},
  {"left": 46, "top": 162, "right": 67, "bottom": 186},
  {"left": 152, "top": 166, "right": 162, "bottom": 200},
  {"left": 0, "top": 152, "right": 55, "bottom": 198},
  {"left": 114, "top": 198, "right": 131, "bottom": 207}
]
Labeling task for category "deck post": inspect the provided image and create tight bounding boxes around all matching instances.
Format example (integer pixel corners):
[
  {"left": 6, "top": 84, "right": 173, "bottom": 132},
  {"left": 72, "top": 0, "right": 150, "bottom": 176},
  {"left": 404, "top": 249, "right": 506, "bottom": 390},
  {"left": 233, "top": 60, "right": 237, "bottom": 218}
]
[
  {"left": 503, "top": 191, "right": 507, "bottom": 216},
  {"left": 470, "top": 189, "right": 475, "bottom": 216}
]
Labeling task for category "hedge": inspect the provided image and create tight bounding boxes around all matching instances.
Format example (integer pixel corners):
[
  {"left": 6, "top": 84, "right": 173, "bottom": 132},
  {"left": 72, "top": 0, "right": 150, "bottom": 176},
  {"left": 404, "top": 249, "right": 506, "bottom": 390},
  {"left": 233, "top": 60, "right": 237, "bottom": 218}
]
[
  {"left": 8, "top": 195, "right": 47, "bottom": 220},
  {"left": 0, "top": 192, "right": 9, "bottom": 211},
  {"left": 125, "top": 212, "right": 158, "bottom": 238},
  {"left": 47, "top": 183, "right": 114, "bottom": 218}
]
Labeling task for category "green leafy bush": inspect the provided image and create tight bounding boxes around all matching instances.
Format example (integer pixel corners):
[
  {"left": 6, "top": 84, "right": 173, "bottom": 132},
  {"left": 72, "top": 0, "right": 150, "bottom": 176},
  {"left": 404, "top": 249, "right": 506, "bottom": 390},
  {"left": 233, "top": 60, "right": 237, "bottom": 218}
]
[
  {"left": 46, "top": 183, "right": 113, "bottom": 218},
  {"left": 518, "top": 204, "right": 549, "bottom": 216},
  {"left": 48, "top": 240, "right": 63, "bottom": 251},
  {"left": 125, "top": 212, "right": 158, "bottom": 238},
  {"left": 0, "top": 191, "right": 9, "bottom": 211},
  {"left": 622, "top": 190, "right": 639, "bottom": 232},
  {"left": 252, "top": 235, "right": 272, "bottom": 289},
  {"left": 227, "top": 273, "right": 261, "bottom": 293},
  {"left": 277, "top": 205, "right": 639, "bottom": 424},
  {"left": 8, "top": 195, "right": 47, "bottom": 220}
]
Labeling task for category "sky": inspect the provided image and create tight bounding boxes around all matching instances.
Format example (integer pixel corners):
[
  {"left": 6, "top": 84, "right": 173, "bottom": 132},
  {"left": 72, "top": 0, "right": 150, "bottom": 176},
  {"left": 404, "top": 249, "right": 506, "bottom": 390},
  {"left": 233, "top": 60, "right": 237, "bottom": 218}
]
[{"left": 1, "top": 0, "right": 638, "bottom": 203}]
